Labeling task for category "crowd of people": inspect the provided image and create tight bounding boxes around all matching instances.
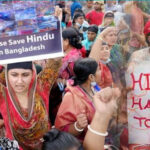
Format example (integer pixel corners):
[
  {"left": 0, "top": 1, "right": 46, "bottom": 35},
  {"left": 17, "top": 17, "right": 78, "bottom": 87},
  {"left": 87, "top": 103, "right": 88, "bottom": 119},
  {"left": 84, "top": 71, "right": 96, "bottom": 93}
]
[{"left": 0, "top": 0, "right": 150, "bottom": 149}]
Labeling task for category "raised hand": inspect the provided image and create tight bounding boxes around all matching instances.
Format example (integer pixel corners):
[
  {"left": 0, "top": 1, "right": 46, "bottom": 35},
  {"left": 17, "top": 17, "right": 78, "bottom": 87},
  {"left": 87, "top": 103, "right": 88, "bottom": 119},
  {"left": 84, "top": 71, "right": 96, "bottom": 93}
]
[
  {"left": 99, "top": 27, "right": 117, "bottom": 42},
  {"left": 54, "top": 6, "right": 62, "bottom": 21},
  {"left": 93, "top": 87, "right": 120, "bottom": 117}
]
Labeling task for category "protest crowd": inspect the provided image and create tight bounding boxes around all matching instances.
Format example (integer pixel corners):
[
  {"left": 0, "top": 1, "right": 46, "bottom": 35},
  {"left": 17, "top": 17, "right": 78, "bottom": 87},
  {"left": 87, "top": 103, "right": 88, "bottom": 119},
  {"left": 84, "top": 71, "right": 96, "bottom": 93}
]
[{"left": 0, "top": 0, "right": 150, "bottom": 149}]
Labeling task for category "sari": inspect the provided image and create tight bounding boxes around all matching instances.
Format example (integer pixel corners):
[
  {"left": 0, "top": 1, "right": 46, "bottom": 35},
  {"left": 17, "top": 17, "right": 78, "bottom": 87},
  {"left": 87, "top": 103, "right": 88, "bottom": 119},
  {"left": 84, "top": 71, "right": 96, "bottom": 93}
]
[
  {"left": 99, "top": 62, "right": 113, "bottom": 88},
  {"left": 0, "top": 59, "right": 61, "bottom": 150},
  {"left": 55, "top": 82, "right": 95, "bottom": 141},
  {"left": 59, "top": 48, "right": 82, "bottom": 79},
  {"left": 49, "top": 48, "right": 82, "bottom": 124}
]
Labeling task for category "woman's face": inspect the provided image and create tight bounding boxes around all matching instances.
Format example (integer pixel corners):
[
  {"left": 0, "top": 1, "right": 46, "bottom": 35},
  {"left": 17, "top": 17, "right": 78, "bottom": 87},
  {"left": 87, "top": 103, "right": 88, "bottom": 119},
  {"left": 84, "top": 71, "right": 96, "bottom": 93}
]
[
  {"left": 75, "top": 16, "right": 84, "bottom": 26},
  {"left": 8, "top": 69, "right": 33, "bottom": 94},
  {"left": 104, "top": 17, "right": 114, "bottom": 26},
  {"left": 63, "top": 38, "right": 69, "bottom": 51},
  {"left": 104, "top": 30, "right": 117, "bottom": 46},
  {"left": 99, "top": 45, "right": 110, "bottom": 61}
]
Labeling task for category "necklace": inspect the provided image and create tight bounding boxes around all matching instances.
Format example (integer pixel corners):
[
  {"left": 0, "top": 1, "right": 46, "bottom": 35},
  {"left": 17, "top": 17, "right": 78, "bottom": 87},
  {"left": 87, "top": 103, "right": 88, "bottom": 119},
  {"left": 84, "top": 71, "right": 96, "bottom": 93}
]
[{"left": 79, "top": 85, "right": 94, "bottom": 101}]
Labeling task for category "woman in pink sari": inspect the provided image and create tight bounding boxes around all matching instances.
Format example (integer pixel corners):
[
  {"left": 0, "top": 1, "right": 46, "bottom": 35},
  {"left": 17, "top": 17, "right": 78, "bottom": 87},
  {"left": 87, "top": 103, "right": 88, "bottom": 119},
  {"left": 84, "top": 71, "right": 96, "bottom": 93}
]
[
  {"left": 49, "top": 27, "right": 83, "bottom": 124},
  {"left": 55, "top": 58, "right": 101, "bottom": 141},
  {"left": 0, "top": 60, "right": 60, "bottom": 150},
  {"left": 59, "top": 27, "right": 83, "bottom": 79}
]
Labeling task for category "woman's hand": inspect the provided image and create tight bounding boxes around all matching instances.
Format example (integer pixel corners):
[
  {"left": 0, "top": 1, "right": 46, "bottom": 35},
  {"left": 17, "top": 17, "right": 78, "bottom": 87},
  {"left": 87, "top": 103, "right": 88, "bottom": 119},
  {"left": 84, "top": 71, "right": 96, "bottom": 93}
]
[
  {"left": 54, "top": 6, "right": 62, "bottom": 21},
  {"left": 93, "top": 87, "right": 120, "bottom": 117},
  {"left": 76, "top": 111, "right": 88, "bottom": 130},
  {"left": 83, "top": 87, "right": 120, "bottom": 150},
  {"left": 99, "top": 27, "right": 117, "bottom": 42}
]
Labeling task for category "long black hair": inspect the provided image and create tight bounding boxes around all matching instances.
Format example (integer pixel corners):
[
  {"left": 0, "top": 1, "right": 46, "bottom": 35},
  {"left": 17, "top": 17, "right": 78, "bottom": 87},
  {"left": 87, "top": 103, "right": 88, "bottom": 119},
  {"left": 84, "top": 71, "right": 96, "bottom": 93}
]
[
  {"left": 62, "top": 27, "right": 82, "bottom": 49},
  {"left": 73, "top": 58, "right": 98, "bottom": 86},
  {"left": 42, "top": 129, "right": 81, "bottom": 150}
]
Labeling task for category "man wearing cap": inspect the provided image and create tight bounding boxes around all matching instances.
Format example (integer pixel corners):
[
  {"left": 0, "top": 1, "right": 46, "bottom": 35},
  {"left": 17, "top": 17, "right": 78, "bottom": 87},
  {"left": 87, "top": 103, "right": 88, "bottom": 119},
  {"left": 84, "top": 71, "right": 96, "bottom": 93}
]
[{"left": 86, "top": 1, "right": 104, "bottom": 26}]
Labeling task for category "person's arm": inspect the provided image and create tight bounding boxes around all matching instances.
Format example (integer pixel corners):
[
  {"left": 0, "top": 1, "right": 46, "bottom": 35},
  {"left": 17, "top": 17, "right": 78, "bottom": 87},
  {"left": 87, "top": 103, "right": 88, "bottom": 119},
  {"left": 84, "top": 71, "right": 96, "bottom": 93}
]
[
  {"left": 83, "top": 112, "right": 110, "bottom": 150},
  {"left": 89, "top": 34, "right": 103, "bottom": 63},
  {"left": 83, "top": 87, "right": 120, "bottom": 150},
  {"left": 54, "top": 5, "right": 63, "bottom": 21},
  {"left": 89, "top": 27, "right": 116, "bottom": 63}
]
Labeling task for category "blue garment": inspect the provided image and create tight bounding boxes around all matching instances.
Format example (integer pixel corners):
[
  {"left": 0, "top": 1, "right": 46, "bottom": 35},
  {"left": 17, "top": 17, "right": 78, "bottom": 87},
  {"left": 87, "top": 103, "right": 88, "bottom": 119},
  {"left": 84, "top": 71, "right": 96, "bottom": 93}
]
[
  {"left": 61, "top": 22, "right": 66, "bottom": 29},
  {"left": 71, "top": 1, "right": 82, "bottom": 18},
  {"left": 82, "top": 39, "right": 94, "bottom": 51}
]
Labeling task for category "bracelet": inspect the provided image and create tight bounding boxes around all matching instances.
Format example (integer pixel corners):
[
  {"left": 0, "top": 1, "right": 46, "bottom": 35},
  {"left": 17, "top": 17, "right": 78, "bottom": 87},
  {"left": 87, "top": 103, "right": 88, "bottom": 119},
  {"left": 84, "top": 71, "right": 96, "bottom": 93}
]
[
  {"left": 88, "top": 125, "right": 108, "bottom": 136},
  {"left": 74, "top": 122, "right": 84, "bottom": 132}
]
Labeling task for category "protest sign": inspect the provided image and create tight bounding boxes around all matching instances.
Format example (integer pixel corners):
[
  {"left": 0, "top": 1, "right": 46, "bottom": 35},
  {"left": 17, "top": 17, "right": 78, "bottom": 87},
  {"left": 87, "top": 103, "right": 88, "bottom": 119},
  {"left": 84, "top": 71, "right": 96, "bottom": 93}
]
[
  {"left": 0, "top": 0, "right": 63, "bottom": 64},
  {"left": 125, "top": 48, "right": 150, "bottom": 149},
  {"left": 0, "top": 22, "right": 63, "bottom": 64}
]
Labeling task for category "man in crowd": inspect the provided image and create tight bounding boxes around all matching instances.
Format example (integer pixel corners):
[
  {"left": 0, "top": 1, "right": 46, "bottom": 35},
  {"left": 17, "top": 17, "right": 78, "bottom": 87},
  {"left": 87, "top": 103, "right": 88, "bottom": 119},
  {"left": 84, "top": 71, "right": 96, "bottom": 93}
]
[
  {"left": 82, "top": 0, "right": 93, "bottom": 15},
  {"left": 86, "top": 1, "right": 104, "bottom": 26},
  {"left": 82, "top": 25, "right": 98, "bottom": 56}
]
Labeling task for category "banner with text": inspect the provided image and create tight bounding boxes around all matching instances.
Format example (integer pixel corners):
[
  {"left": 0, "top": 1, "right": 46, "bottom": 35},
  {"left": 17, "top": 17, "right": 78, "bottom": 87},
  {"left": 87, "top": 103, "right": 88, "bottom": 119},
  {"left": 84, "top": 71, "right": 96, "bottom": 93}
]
[
  {"left": 0, "top": 0, "right": 63, "bottom": 64},
  {"left": 0, "top": 22, "right": 63, "bottom": 64},
  {"left": 125, "top": 48, "right": 150, "bottom": 149}
]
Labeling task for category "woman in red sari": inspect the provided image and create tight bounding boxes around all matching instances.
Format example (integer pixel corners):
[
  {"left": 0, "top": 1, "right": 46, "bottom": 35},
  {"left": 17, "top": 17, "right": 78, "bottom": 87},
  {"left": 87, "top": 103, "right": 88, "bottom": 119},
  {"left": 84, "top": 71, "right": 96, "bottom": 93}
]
[
  {"left": 0, "top": 60, "right": 60, "bottom": 150},
  {"left": 55, "top": 58, "right": 101, "bottom": 141},
  {"left": 98, "top": 43, "right": 113, "bottom": 88}
]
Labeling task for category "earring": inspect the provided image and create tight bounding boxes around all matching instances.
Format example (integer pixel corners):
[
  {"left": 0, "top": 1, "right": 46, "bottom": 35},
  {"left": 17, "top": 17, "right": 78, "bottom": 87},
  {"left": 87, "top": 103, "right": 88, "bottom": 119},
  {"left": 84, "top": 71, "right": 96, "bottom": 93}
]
[{"left": 91, "top": 81, "right": 97, "bottom": 87}]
